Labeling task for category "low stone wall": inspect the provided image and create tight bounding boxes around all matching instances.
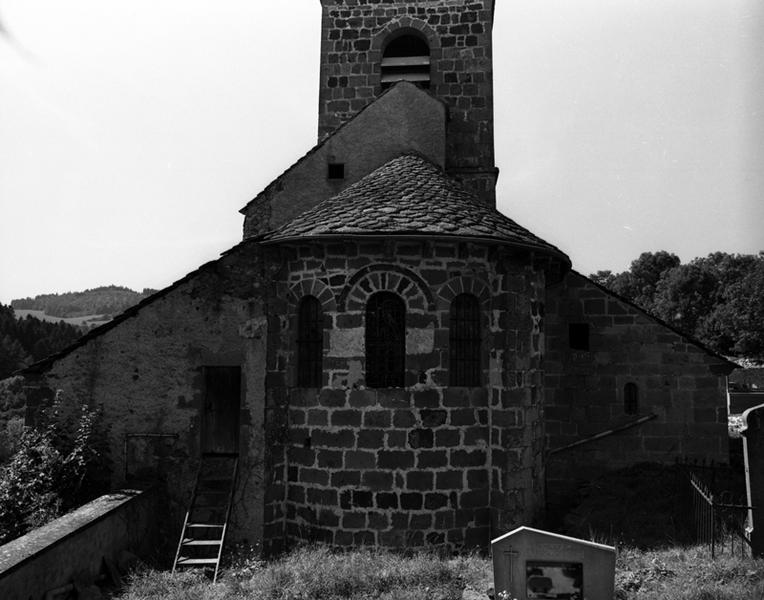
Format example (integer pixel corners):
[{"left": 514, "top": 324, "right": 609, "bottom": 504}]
[{"left": 0, "top": 489, "right": 157, "bottom": 600}]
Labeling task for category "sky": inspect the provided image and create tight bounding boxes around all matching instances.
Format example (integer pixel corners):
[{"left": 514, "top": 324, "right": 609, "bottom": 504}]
[{"left": 0, "top": 0, "right": 762, "bottom": 304}]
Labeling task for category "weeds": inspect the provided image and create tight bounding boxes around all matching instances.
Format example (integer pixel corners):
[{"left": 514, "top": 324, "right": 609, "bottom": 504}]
[{"left": 112, "top": 544, "right": 764, "bottom": 600}]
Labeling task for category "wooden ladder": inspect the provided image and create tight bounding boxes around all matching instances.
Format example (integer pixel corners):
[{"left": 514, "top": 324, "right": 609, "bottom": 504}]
[{"left": 172, "top": 453, "right": 238, "bottom": 582}]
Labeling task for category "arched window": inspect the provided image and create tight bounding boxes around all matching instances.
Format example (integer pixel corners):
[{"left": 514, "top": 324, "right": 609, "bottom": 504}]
[
  {"left": 381, "top": 34, "right": 430, "bottom": 89},
  {"left": 449, "top": 294, "right": 481, "bottom": 386},
  {"left": 365, "top": 292, "right": 405, "bottom": 387},
  {"left": 297, "top": 296, "right": 323, "bottom": 387},
  {"left": 624, "top": 382, "right": 639, "bottom": 415}
]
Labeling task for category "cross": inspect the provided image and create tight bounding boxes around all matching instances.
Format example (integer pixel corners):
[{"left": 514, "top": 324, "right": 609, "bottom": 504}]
[{"left": 503, "top": 546, "right": 519, "bottom": 583}]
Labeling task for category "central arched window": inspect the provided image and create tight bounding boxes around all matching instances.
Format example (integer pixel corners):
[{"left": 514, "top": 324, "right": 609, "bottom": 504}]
[
  {"left": 381, "top": 34, "right": 430, "bottom": 89},
  {"left": 297, "top": 296, "right": 323, "bottom": 387},
  {"left": 449, "top": 294, "right": 481, "bottom": 386},
  {"left": 365, "top": 292, "right": 405, "bottom": 387}
]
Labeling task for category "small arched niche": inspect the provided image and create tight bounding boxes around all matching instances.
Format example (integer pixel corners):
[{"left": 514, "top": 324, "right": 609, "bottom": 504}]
[
  {"left": 381, "top": 33, "right": 430, "bottom": 89},
  {"left": 624, "top": 382, "right": 639, "bottom": 415}
]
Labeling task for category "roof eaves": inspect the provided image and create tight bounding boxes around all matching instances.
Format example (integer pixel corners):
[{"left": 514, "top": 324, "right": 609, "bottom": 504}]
[
  {"left": 16, "top": 236, "right": 267, "bottom": 376},
  {"left": 261, "top": 230, "right": 568, "bottom": 262}
]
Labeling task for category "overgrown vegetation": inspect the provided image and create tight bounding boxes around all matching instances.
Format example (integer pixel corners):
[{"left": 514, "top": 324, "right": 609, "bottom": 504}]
[
  {"left": 0, "top": 397, "right": 109, "bottom": 544},
  {"left": 110, "top": 544, "right": 764, "bottom": 600},
  {"left": 119, "top": 546, "right": 492, "bottom": 600},
  {"left": 590, "top": 251, "right": 764, "bottom": 360},
  {"left": 615, "top": 546, "right": 764, "bottom": 599}
]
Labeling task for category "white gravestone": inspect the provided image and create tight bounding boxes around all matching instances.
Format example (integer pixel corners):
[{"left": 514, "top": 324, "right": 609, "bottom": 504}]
[{"left": 491, "top": 527, "right": 615, "bottom": 600}]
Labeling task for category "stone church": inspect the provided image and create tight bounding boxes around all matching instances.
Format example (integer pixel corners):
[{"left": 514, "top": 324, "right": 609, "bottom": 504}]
[{"left": 21, "top": 0, "right": 735, "bottom": 554}]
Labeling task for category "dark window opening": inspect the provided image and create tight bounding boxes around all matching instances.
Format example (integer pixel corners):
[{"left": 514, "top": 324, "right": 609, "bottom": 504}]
[
  {"left": 365, "top": 292, "right": 405, "bottom": 387},
  {"left": 297, "top": 296, "right": 323, "bottom": 387},
  {"left": 450, "top": 293, "right": 481, "bottom": 386},
  {"left": 381, "top": 34, "right": 430, "bottom": 89},
  {"left": 569, "top": 323, "right": 590, "bottom": 351},
  {"left": 624, "top": 382, "right": 639, "bottom": 415},
  {"left": 328, "top": 162, "right": 345, "bottom": 179}
]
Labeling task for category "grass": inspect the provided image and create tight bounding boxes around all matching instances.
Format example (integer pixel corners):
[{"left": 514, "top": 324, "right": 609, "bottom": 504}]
[
  {"left": 111, "top": 544, "right": 764, "bottom": 600},
  {"left": 616, "top": 545, "right": 764, "bottom": 600}
]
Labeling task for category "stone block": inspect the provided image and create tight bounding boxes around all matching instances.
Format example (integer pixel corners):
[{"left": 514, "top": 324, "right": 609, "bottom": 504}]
[
  {"left": 436, "top": 470, "right": 464, "bottom": 490},
  {"left": 451, "top": 449, "right": 487, "bottom": 467},
  {"left": 376, "top": 492, "right": 399, "bottom": 509},
  {"left": 332, "top": 409, "right": 363, "bottom": 427},
  {"left": 357, "top": 428, "right": 385, "bottom": 448},
  {"left": 331, "top": 470, "right": 360, "bottom": 488},
  {"left": 300, "top": 468, "right": 330, "bottom": 486},
  {"left": 345, "top": 450, "right": 376, "bottom": 469},
  {"left": 417, "top": 450, "right": 448, "bottom": 469},
  {"left": 400, "top": 492, "right": 424, "bottom": 510},
  {"left": 420, "top": 409, "right": 447, "bottom": 427},
  {"left": 406, "top": 470, "right": 435, "bottom": 491},
  {"left": 408, "top": 428, "right": 434, "bottom": 449},
  {"left": 342, "top": 511, "right": 367, "bottom": 529},
  {"left": 378, "top": 450, "right": 415, "bottom": 469},
  {"left": 317, "top": 449, "right": 343, "bottom": 469},
  {"left": 363, "top": 470, "right": 394, "bottom": 490},
  {"left": 435, "top": 428, "right": 460, "bottom": 447},
  {"left": 364, "top": 409, "right": 392, "bottom": 428}
]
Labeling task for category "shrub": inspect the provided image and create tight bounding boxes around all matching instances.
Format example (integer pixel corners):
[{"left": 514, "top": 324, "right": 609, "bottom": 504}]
[{"left": 0, "top": 398, "right": 109, "bottom": 544}]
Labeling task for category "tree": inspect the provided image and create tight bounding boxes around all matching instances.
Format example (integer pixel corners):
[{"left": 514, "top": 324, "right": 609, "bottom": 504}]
[{"left": 591, "top": 251, "right": 764, "bottom": 360}]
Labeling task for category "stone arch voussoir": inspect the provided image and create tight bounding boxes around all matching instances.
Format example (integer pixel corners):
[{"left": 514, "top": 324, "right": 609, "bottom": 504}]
[
  {"left": 371, "top": 18, "right": 441, "bottom": 53},
  {"left": 437, "top": 276, "right": 492, "bottom": 310},
  {"left": 288, "top": 278, "right": 337, "bottom": 313},
  {"left": 338, "top": 264, "right": 436, "bottom": 312}
]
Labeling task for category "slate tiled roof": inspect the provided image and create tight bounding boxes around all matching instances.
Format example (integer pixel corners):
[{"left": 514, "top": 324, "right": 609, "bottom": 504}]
[{"left": 264, "top": 154, "right": 571, "bottom": 264}]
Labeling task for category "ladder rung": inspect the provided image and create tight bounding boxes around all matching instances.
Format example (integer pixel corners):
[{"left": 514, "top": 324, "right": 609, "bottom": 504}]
[
  {"left": 182, "top": 539, "right": 222, "bottom": 546},
  {"left": 176, "top": 557, "right": 219, "bottom": 566},
  {"left": 186, "top": 523, "right": 225, "bottom": 528}
]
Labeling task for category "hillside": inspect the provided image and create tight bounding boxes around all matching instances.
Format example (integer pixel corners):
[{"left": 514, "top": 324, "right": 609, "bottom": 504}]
[
  {"left": 0, "top": 304, "right": 81, "bottom": 379},
  {"left": 11, "top": 285, "right": 157, "bottom": 319}
]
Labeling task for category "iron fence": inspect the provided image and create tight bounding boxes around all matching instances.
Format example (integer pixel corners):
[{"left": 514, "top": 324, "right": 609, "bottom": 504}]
[{"left": 678, "top": 458, "right": 753, "bottom": 558}]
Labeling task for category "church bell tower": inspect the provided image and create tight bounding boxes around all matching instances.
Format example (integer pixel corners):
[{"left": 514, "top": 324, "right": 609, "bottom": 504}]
[{"left": 317, "top": 0, "right": 498, "bottom": 206}]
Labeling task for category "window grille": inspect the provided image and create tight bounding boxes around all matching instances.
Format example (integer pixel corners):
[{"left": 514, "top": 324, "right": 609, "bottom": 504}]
[
  {"left": 449, "top": 294, "right": 481, "bottom": 386},
  {"left": 381, "top": 34, "right": 430, "bottom": 89},
  {"left": 297, "top": 296, "right": 323, "bottom": 387},
  {"left": 365, "top": 292, "right": 405, "bottom": 387},
  {"left": 624, "top": 382, "right": 639, "bottom": 415}
]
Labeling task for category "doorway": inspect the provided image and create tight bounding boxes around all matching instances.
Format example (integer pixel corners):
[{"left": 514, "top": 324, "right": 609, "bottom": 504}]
[{"left": 201, "top": 366, "right": 241, "bottom": 455}]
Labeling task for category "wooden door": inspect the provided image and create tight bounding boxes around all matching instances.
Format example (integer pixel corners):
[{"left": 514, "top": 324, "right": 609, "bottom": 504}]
[{"left": 202, "top": 366, "right": 241, "bottom": 454}]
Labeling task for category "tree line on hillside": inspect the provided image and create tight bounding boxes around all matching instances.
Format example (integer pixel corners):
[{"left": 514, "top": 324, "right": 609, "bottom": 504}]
[
  {"left": 0, "top": 305, "right": 81, "bottom": 379},
  {"left": 590, "top": 251, "right": 764, "bottom": 360},
  {"left": 11, "top": 285, "right": 157, "bottom": 318}
]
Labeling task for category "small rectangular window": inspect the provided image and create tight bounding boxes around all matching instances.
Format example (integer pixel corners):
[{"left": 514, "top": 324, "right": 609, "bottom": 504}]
[
  {"left": 569, "top": 323, "right": 590, "bottom": 351},
  {"left": 327, "top": 163, "right": 345, "bottom": 179}
]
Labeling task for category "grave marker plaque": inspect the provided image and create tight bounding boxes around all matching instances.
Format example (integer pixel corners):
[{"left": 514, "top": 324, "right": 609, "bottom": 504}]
[{"left": 491, "top": 526, "right": 615, "bottom": 600}]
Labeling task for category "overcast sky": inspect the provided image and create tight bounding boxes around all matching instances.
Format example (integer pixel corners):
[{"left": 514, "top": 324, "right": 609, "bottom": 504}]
[{"left": 1, "top": 0, "right": 762, "bottom": 304}]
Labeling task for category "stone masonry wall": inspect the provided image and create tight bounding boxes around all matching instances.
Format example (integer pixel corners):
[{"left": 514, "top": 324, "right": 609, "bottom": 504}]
[
  {"left": 23, "top": 244, "right": 271, "bottom": 546},
  {"left": 263, "top": 239, "right": 545, "bottom": 551},
  {"left": 317, "top": 0, "right": 497, "bottom": 205},
  {"left": 543, "top": 271, "right": 732, "bottom": 517}
]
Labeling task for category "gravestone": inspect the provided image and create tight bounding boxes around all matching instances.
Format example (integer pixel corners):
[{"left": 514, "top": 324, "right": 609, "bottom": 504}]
[
  {"left": 741, "top": 402, "right": 764, "bottom": 558},
  {"left": 491, "top": 526, "right": 615, "bottom": 600}
]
